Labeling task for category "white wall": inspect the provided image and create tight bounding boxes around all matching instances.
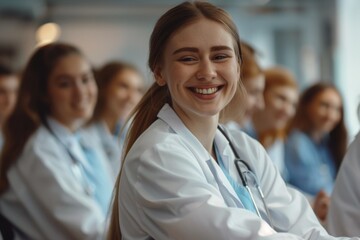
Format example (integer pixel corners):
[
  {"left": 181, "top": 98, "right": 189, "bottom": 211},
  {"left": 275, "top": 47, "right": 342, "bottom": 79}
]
[{"left": 336, "top": 0, "right": 360, "bottom": 140}]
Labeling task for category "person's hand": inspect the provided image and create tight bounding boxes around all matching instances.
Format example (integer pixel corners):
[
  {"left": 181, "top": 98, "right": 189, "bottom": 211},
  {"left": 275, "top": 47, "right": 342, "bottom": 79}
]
[{"left": 313, "top": 190, "right": 330, "bottom": 222}]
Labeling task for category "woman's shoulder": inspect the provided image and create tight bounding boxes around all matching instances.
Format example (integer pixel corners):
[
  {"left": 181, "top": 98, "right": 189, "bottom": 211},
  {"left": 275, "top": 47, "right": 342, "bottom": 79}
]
[
  {"left": 24, "top": 125, "right": 56, "bottom": 151},
  {"left": 17, "top": 125, "right": 67, "bottom": 170},
  {"left": 130, "top": 119, "right": 187, "bottom": 154}
]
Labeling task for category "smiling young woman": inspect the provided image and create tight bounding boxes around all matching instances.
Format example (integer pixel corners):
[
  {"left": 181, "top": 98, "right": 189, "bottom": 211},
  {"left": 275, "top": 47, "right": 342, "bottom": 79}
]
[{"left": 107, "top": 2, "right": 357, "bottom": 240}]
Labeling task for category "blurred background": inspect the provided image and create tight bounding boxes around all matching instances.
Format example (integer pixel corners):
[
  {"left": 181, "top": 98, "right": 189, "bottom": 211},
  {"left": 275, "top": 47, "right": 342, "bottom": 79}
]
[{"left": 1, "top": 0, "right": 359, "bottom": 138}]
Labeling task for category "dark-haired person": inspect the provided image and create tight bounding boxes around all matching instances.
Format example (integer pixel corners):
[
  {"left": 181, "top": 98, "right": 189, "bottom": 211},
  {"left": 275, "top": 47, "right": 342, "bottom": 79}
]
[
  {"left": 0, "top": 43, "right": 114, "bottom": 239},
  {"left": 285, "top": 82, "right": 347, "bottom": 221}
]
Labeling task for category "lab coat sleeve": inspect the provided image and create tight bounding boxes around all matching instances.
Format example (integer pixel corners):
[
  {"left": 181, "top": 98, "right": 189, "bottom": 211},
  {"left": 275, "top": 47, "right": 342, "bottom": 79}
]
[
  {"left": 10, "top": 137, "right": 106, "bottom": 240},
  {"left": 327, "top": 134, "right": 360, "bottom": 237},
  {"left": 122, "top": 137, "right": 308, "bottom": 240}
]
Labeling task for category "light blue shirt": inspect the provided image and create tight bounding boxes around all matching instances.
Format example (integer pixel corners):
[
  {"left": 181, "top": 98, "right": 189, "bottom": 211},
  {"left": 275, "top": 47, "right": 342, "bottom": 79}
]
[{"left": 284, "top": 129, "right": 336, "bottom": 196}]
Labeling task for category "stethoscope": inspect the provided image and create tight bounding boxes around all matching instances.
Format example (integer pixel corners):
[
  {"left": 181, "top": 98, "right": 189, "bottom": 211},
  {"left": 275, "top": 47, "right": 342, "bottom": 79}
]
[
  {"left": 45, "top": 122, "right": 95, "bottom": 196},
  {"left": 217, "top": 125, "right": 274, "bottom": 228}
]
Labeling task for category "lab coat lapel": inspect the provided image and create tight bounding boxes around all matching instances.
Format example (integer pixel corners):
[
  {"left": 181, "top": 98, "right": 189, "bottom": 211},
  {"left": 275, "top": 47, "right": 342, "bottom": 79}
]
[{"left": 157, "top": 104, "right": 244, "bottom": 208}]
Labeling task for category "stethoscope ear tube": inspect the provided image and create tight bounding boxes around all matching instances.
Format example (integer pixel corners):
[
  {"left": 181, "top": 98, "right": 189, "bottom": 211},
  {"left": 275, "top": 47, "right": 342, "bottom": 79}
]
[{"left": 217, "top": 125, "right": 274, "bottom": 228}]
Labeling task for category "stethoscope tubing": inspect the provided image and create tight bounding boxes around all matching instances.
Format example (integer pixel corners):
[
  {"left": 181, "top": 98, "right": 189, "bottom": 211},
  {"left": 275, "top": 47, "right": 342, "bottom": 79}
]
[{"left": 217, "top": 125, "right": 274, "bottom": 228}]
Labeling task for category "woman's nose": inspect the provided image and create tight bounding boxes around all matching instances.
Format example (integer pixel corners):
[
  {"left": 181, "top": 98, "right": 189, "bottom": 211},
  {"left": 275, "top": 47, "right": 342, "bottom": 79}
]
[{"left": 196, "top": 59, "right": 217, "bottom": 80}]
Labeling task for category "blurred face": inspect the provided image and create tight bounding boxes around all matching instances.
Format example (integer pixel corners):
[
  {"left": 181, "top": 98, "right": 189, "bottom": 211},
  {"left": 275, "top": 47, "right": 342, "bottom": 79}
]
[
  {"left": 0, "top": 74, "right": 19, "bottom": 123},
  {"left": 157, "top": 18, "right": 240, "bottom": 124},
  {"left": 307, "top": 88, "right": 342, "bottom": 135},
  {"left": 47, "top": 54, "right": 97, "bottom": 131},
  {"left": 104, "top": 69, "right": 144, "bottom": 121},
  {"left": 242, "top": 74, "right": 265, "bottom": 123},
  {"left": 263, "top": 85, "right": 298, "bottom": 130}
]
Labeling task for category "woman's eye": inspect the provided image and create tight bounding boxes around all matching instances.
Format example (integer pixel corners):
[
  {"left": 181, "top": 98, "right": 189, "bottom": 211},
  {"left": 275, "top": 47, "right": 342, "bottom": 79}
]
[
  {"left": 179, "top": 56, "right": 197, "bottom": 62},
  {"left": 56, "top": 77, "right": 72, "bottom": 88},
  {"left": 213, "top": 54, "right": 228, "bottom": 61},
  {"left": 58, "top": 81, "right": 71, "bottom": 88},
  {"left": 82, "top": 74, "right": 94, "bottom": 84}
]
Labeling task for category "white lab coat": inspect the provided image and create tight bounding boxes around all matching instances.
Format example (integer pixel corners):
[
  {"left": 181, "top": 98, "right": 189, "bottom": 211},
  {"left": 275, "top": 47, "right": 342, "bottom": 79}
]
[
  {"left": 119, "top": 104, "right": 356, "bottom": 240},
  {"left": 327, "top": 133, "right": 360, "bottom": 237},
  {"left": 0, "top": 118, "right": 114, "bottom": 240}
]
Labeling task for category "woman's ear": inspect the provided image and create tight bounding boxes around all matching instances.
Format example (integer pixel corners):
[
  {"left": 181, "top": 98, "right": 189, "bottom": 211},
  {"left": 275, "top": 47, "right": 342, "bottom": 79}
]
[{"left": 154, "top": 67, "right": 166, "bottom": 86}]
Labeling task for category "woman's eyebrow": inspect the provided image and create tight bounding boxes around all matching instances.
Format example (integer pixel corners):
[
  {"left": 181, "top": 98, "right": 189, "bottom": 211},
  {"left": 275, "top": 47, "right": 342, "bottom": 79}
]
[
  {"left": 172, "top": 45, "right": 233, "bottom": 55},
  {"left": 172, "top": 47, "right": 198, "bottom": 55}
]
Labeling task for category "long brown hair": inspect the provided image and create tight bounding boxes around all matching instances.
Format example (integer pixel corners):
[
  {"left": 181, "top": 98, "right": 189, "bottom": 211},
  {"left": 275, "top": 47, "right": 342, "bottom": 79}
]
[
  {"left": 0, "top": 43, "right": 82, "bottom": 193},
  {"left": 107, "top": 1, "right": 243, "bottom": 239},
  {"left": 287, "top": 82, "right": 347, "bottom": 171},
  {"left": 91, "top": 61, "right": 142, "bottom": 123}
]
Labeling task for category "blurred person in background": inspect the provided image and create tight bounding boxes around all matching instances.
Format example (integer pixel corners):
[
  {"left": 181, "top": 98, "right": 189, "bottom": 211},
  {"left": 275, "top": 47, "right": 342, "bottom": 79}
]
[
  {"left": 222, "top": 41, "right": 265, "bottom": 130},
  {"left": 0, "top": 64, "right": 19, "bottom": 150},
  {"left": 248, "top": 66, "right": 299, "bottom": 180},
  {"left": 285, "top": 82, "right": 347, "bottom": 222},
  {"left": 89, "top": 61, "right": 145, "bottom": 175},
  {"left": 0, "top": 43, "right": 114, "bottom": 239}
]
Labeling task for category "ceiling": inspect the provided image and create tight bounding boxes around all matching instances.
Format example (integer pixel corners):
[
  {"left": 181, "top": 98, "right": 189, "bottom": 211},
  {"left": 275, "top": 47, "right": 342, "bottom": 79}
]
[{"left": 0, "top": 0, "right": 331, "bottom": 21}]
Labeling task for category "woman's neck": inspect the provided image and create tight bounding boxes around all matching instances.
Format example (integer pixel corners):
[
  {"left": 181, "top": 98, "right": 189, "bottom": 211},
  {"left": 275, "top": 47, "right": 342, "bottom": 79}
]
[{"left": 182, "top": 116, "right": 218, "bottom": 157}]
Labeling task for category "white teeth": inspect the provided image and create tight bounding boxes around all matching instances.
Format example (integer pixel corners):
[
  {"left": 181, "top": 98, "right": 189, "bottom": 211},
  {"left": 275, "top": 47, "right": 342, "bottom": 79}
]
[{"left": 194, "top": 87, "right": 218, "bottom": 95}]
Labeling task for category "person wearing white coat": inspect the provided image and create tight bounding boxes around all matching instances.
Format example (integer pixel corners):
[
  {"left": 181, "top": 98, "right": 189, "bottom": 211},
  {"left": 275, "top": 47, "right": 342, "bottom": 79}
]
[
  {"left": 119, "top": 104, "right": 358, "bottom": 240},
  {"left": 327, "top": 132, "right": 360, "bottom": 237},
  {"left": 107, "top": 2, "right": 358, "bottom": 240},
  {"left": 0, "top": 118, "right": 113, "bottom": 239},
  {"left": 0, "top": 43, "right": 114, "bottom": 240},
  {"left": 88, "top": 61, "right": 144, "bottom": 176}
]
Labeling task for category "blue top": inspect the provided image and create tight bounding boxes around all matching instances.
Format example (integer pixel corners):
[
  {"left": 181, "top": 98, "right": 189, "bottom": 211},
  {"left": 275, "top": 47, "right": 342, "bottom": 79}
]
[
  {"left": 213, "top": 144, "right": 257, "bottom": 214},
  {"left": 284, "top": 129, "right": 336, "bottom": 196}
]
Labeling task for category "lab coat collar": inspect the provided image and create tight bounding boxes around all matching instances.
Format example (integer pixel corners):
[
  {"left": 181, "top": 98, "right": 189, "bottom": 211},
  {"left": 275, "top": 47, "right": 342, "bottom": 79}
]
[
  {"left": 46, "top": 117, "right": 79, "bottom": 146},
  {"left": 157, "top": 104, "right": 235, "bottom": 166},
  {"left": 157, "top": 104, "right": 211, "bottom": 163},
  {"left": 46, "top": 117, "right": 91, "bottom": 168},
  {"left": 157, "top": 104, "right": 244, "bottom": 208}
]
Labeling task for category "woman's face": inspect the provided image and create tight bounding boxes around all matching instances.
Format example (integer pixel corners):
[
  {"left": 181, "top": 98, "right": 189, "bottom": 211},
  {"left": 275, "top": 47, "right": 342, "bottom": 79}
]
[
  {"left": 104, "top": 69, "right": 144, "bottom": 121},
  {"left": 47, "top": 54, "right": 97, "bottom": 131},
  {"left": 307, "top": 88, "right": 342, "bottom": 135},
  {"left": 157, "top": 18, "right": 240, "bottom": 124},
  {"left": 242, "top": 74, "right": 265, "bottom": 124},
  {"left": 263, "top": 85, "right": 298, "bottom": 130}
]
